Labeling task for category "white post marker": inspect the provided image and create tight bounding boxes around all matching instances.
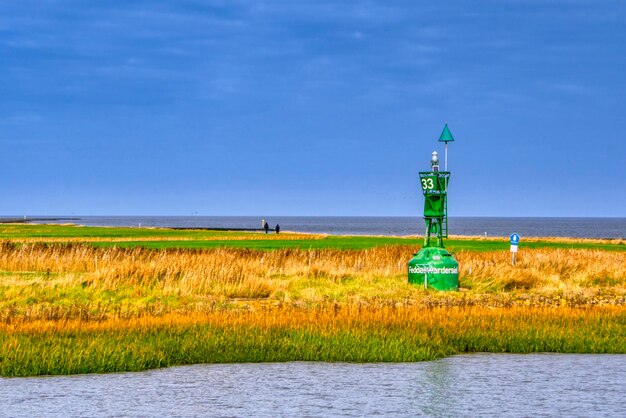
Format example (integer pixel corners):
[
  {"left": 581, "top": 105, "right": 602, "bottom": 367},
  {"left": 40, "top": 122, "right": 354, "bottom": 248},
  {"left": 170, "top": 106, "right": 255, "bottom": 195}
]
[{"left": 510, "top": 232, "right": 520, "bottom": 266}]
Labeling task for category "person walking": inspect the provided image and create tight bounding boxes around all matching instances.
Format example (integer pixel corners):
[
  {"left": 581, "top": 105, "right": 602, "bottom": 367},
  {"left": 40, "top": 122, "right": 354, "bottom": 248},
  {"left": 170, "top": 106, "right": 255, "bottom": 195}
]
[
  {"left": 264, "top": 222, "right": 269, "bottom": 234},
  {"left": 275, "top": 224, "right": 280, "bottom": 234}
]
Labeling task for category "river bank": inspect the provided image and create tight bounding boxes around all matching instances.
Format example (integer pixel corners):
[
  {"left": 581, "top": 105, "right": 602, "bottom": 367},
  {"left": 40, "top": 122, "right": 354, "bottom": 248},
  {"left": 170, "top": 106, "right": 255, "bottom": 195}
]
[{"left": 2, "top": 306, "right": 624, "bottom": 377}]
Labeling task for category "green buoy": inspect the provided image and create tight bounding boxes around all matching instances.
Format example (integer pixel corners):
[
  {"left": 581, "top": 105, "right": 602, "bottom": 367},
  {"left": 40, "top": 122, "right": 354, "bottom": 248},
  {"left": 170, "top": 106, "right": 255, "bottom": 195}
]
[{"left": 408, "top": 126, "right": 459, "bottom": 291}]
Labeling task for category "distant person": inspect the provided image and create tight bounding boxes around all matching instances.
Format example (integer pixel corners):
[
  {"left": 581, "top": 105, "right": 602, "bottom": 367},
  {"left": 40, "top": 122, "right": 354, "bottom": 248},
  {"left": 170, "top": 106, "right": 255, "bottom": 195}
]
[
  {"left": 275, "top": 224, "right": 280, "bottom": 234},
  {"left": 264, "top": 222, "right": 269, "bottom": 234}
]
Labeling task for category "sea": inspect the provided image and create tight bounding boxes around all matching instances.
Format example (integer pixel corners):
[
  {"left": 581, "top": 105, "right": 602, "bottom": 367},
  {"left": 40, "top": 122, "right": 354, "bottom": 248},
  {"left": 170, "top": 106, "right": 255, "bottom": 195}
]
[{"left": 35, "top": 216, "right": 626, "bottom": 238}]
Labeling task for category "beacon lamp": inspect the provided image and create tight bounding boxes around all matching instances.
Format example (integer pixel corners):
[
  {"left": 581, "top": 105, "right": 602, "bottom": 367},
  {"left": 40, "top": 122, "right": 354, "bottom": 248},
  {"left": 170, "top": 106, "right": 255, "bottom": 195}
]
[{"left": 431, "top": 151, "right": 439, "bottom": 172}]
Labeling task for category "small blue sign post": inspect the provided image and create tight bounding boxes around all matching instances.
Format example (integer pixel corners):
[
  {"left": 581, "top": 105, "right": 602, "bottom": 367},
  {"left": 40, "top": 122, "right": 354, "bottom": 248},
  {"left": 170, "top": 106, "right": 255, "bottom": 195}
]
[{"left": 510, "top": 233, "right": 520, "bottom": 265}]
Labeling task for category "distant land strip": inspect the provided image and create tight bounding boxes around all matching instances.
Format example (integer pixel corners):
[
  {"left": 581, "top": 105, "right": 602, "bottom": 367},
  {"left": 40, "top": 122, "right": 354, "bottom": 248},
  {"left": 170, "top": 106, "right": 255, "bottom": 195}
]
[
  {"left": 0, "top": 217, "right": 80, "bottom": 223},
  {"left": 171, "top": 227, "right": 272, "bottom": 232}
]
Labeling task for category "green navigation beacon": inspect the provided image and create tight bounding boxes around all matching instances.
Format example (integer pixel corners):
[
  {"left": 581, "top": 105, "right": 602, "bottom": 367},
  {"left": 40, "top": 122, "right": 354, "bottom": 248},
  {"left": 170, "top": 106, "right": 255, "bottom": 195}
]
[{"left": 407, "top": 125, "right": 459, "bottom": 291}]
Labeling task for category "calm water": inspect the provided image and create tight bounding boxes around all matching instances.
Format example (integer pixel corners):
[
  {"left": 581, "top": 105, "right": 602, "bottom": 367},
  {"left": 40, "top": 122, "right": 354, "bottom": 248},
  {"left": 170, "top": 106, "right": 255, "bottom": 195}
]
[
  {"left": 1, "top": 354, "right": 624, "bottom": 417},
  {"left": 35, "top": 216, "right": 626, "bottom": 238}
]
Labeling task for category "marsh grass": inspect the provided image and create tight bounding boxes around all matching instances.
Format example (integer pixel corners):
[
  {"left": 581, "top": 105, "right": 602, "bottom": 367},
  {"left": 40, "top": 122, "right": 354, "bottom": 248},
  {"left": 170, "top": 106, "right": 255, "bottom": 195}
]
[
  {"left": 0, "top": 239, "right": 624, "bottom": 376},
  {"left": 0, "top": 243, "right": 624, "bottom": 321},
  {"left": 1, "top": 306, "right": 624, "bottom": 377}
]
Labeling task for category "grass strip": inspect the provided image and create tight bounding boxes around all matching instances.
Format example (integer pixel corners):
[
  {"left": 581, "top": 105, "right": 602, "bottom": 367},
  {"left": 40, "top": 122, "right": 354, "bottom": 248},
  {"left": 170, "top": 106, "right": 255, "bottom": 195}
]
[
  {"left": 85, "top": 237, "right": 626, "bottom": 251},
  {"left": 1, "top": 224, "right": 624, "bottom": 251},
  {"left": 1, "top": 306, "right": 624, "bottom": 377}
]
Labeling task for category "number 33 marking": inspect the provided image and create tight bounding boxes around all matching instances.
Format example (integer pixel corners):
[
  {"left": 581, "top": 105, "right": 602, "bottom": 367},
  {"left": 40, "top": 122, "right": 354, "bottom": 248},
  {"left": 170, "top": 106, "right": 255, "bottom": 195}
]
[{"left": 421, "top": 178, "right": 434, "bottom": 190}]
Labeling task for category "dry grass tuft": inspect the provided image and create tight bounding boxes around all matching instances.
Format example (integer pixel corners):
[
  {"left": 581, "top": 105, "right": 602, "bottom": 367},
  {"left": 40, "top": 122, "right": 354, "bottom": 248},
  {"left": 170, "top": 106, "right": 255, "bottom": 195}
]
[{"left": 459, "top": 248, "right": 626, "bottom": 295}]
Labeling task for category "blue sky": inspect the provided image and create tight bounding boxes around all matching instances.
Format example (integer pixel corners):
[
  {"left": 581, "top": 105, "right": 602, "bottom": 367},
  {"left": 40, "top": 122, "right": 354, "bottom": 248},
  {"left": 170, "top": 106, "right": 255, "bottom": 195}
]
[{"left": 1, "top": 1, "right": 625, "bottom": 217}]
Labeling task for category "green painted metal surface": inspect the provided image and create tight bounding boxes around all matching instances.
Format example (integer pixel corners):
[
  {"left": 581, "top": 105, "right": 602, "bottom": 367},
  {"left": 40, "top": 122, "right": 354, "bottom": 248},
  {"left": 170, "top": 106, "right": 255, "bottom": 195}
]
[
  {"left": 408, "top": 247, "right": 459, "bottom": 290},
  {"left": 408, "top": 129, "right": 459, "bottom": 290},
  {"left": 438, "top": 123, "right": 455, "bottom": 142},
  {"left": 419, "top": 171, "right": 450, "bottom": 244}
]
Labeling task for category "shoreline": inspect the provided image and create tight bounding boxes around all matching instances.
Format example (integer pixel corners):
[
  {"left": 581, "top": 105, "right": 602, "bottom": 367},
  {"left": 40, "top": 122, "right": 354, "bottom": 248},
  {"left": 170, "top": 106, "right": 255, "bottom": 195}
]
[
  {"left": 3, "top": 221, "right": 624, "bottom": 242},
  {"left": 3, "top": 217, "right": 623, "bottom": 240},
  {"left": 2, "top": 306, "right": 624, "bottom": 377}
]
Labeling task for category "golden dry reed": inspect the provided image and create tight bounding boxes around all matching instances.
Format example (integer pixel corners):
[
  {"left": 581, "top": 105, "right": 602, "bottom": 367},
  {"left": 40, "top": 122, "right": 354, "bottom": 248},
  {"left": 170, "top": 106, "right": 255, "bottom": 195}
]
[
  {"left": 0, "top": 242, "right": 624, "bottom": 321},
  {"left": 459, "top": 248, "right": 626, "bottom": 293},
  {"left": 449, "top": 234, "right": 626, "bottom": 245}
]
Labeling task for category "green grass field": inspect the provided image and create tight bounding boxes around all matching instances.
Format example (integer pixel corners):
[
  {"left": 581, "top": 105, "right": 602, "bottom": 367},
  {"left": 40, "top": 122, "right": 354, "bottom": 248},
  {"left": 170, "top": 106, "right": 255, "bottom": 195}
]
[{"left": 0, "top": 223, "right": 623, "bottom": 251}]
